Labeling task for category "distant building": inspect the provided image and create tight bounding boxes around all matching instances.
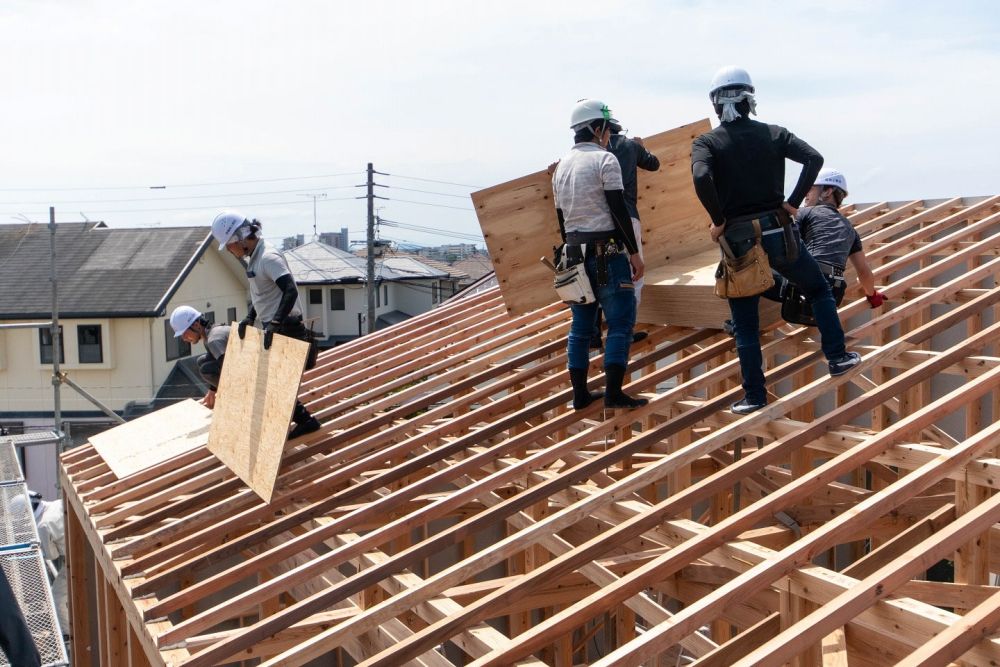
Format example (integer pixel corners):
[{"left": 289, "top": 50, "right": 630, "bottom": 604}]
[
  {"left": 281, "top": 234, "right": 305, "bottom": 251},
  {"left": 451, "top": 253, "right": 494, "bottom": 286},
  {"left": 416, "top": 243, "right": 481, "bottom": 262},
  {"left": 0, "top": 222, "right": 248, "bottom": 494},
  {"left": 286, "top": 241, "right": 465, "bottom": 343},
  {"left": 318, "top": 228, "right": 350, "bottom": 252}
]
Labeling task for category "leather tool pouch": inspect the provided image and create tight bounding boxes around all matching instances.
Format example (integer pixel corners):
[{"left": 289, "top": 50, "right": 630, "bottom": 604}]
[
  {"left": 714, "top": 220, "right": 775, "bottom": 299},
  {"left": 551, "top": 244, "right": 595, "bottom": 305}
]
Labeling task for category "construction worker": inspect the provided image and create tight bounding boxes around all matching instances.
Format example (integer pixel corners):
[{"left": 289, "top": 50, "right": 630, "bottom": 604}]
[
  {"left": 29, "top": 491, "right": 68, "bottom": 634},
  {"left": 170, "top": 305, "right": 320, "bottom": 438},
  {"left": 728, "top": 168, "right": 886, "bottom": 329},
  {"left": 692, "top": 67, "right": 860, "bottom": 415},
  {"left": 607, "top": 119, "right": 660, "bottom": 305},
  {"left": 795, "top": 169, "right": 884, "bottom": 307},
  {"left": 211, "top": 211, "right": 318, "bottom": 357},
  {"left": 553, "top": 99, "right": 648, "bottom": 411}
]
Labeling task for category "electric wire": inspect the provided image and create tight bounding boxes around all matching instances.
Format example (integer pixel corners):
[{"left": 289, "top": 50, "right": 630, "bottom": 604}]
[
  {"left": 0, "top": 172, "right": 363, "bottom": 192},
  {"left": 387, "top": 173, "right": 485, "bottom": 189}
]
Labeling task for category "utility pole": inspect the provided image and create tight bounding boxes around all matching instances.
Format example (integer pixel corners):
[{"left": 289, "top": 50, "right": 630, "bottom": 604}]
[
  {"left": 359, "top": 163, "right": 387, "bottom": 334},
  {"left": 48, "top": 207, "right": 62, "bottom": 441},
  {"left": 298, "top": 193, "right": 326, "bottom": 240}
]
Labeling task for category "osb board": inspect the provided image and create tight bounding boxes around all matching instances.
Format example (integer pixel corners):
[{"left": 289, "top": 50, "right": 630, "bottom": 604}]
[
  {"left": 472, "top": 118, "right": 713, "bottom": 317},
  {"left": 639, "top": 248, "right": 781, "bottom": 329},
  {"left": 207, "top": 326, "right": 309, "bottom": 503},
  {"left": 89, "top": 399, "right": 211, "bottom": 479}
]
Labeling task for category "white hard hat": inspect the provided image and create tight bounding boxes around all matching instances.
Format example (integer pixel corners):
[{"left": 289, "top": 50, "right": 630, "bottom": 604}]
[
  {"left": 570, "top": 99, "right": 618, "bottom": 131},
  {"left": 709, "top": 66, "right": 754, "bottom": 98},
  {"left": 815, "top": 168, "right": 848, "bottom": 196},
  {"left": 211, "top": 210, "right": 249, "bottom": 251},
  {"left": 169, "top": 305, "right": 202, "bottom": 337}
]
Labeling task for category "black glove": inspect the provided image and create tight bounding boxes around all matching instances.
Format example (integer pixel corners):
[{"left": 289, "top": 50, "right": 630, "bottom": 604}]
[
  {"left": 237, "top": 316, "right": 254, "bottom": 340},
  {"left": 263, "top": 319, "right": 281, "bottom": 350}
]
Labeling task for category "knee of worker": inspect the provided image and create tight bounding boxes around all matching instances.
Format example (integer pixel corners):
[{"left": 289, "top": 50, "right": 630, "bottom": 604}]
[{"left": 198, "top": 361, "right": 222, "bottom": 388}]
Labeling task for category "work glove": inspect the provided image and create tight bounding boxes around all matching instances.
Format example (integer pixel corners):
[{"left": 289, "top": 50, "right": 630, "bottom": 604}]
[
  {"left": 865, "top": 290, "right": 886, "bottom": 308},
  {"left": 263, "top": 319, "right": 282, "bottom": 350},
  {"left": 237, "top": 316, "right": 254, "bottom": 339}
]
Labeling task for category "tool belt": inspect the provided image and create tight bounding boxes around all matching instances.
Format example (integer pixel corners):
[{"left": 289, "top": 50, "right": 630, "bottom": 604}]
[
  {"left": 779, "top": 262, "right": 847, "bottom": 326},
  {"left": 726, "top": 208, "right": 799, "bottom": 264},
  {"left": 714, "top": 219, "right": 775, "bottom": 299},
  {"left": 277, "top": 314, "right": 319, "bottom": 370}
]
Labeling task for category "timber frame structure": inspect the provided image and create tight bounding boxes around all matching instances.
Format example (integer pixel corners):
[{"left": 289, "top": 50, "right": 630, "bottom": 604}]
[{"left": 62, "top": 195, "right": 1000, "bottom": 666}]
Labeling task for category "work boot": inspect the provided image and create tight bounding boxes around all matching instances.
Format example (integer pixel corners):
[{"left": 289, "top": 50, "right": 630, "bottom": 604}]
[
  {"left": 569, "top": 368, "right": 603, "bottom": 410},
  {"left": 632, "top": 331, "right": 648, "bottom": 343},
  {"left": 603, "top": 364, "right": 648, "bottom": 409},
  {"left": 289, "top": 402, "right": 321, "bottom": 439}
]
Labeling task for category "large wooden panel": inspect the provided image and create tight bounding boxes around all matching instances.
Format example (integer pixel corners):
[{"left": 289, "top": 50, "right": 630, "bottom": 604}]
[
  {"left": 89, "top": 399, "right": 211, "bottom": 479},
  {"left": 207, "top": 326, "right": 309, "bottom": 503},
  {"left": 472, "top": 119, "right": 713, "bottom": 317},
  {"left": 638, "top": 248, "right": 781, "bottom": 329}
]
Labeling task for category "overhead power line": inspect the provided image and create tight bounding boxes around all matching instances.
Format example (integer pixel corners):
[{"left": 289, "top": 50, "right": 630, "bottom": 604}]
[
  {"left": 379, "top": 218, "right": 482, "bottom": 242},
  {"left": 0, "top": 171, "right": 363, "bottom": 192},
  {"left": 388, "top": 173, "right": 485, "bottom": 189},
  {"left": 387, "top": 197, "right": 475, "bottom": 212},
  {"left": 0, "top": 185, "right": 361, "bottom": 206},
  {"left": 0, "top": 196, "right": 360, "bottom": 216}
]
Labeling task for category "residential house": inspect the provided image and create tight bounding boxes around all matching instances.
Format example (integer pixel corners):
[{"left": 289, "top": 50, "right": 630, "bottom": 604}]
[
  {"left": 285, "top": 241, "right": 460, "bottom": 343},
  {"left": 0, "top": 221, "right": 247, "bottom": 494}
]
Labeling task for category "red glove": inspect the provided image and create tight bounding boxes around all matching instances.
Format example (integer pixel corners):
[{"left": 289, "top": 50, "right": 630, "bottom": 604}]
[{"left": 866, "top": 290, "right": 886, "bottom": 308}]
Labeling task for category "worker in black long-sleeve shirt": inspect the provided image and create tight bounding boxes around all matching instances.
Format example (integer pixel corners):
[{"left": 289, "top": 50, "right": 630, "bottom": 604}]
[
  {"left": 608, "top": 122, "right": 660, "bottom": 305},
  {"left": 691, "top": 66, "right": 860, "bottom": 415}
]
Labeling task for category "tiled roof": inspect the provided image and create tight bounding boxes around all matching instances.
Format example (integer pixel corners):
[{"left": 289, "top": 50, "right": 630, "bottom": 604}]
[{"left": 0, "top": 222, "right": 211, "bottom": 318}]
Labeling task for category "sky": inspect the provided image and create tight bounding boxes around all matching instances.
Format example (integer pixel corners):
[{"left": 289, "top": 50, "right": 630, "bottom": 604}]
[{"left": 0, "top": 1, "right": 997, "bottom": 249}]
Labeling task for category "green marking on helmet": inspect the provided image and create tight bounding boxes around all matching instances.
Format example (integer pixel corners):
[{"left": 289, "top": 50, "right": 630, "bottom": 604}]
[{"left": 601, "top": 105, "right": 611, "bottom": 120}]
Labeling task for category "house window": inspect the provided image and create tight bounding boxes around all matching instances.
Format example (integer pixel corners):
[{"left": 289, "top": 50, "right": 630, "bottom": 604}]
[
  {"left": 227, "top": 307, "right": 237, "bottom": 325},
  {"left": 165, "top": 319, "right": 191, "bottom": 361},
  {"left": 39, "top": 326, "right": 64, "bottom": 364},
  {"left": 383, "top": 284, "right": 388, "bottom": 306},
  {"left": 77, "top": 324, "right": 103, "bottom": 363},
  {"left": 309, "top": 289, "right": 322, "bottom": 305},
  {"left": 329, "top": 289, "right": 345, "bottom": 311}
]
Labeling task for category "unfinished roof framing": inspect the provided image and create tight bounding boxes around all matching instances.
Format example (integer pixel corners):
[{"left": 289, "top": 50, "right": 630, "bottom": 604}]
[{"left": 61, "top": 194, "right": 1000, "bottom": 665}]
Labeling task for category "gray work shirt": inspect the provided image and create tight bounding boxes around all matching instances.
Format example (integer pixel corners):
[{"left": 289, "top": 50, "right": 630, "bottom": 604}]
[
  {"left": 795, "top": 204, "right": 863, "bottom": 268},
  {"left": 204, "top": 324, "right": 231, "bottom": 360},
  {"left": 245, "top": 241, "right": 303, "bottom": 323}
]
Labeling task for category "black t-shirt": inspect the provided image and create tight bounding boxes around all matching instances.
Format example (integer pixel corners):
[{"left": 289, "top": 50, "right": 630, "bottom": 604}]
[
  {"left": 795, "top": 204, "right": 863, "bottom": 268},
  {"left": 691, "top": 117, "right": 823, "bottom": 226},
  {"left": 608, "top": 135, "right": 660, "bottom": 220}
]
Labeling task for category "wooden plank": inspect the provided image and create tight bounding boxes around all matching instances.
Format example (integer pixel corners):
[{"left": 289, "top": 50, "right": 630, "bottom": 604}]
[
  {"left": 207, "top": 325, "right": 309, "bottom": 503},
  {"left": 472, "top": 119, "right": 712, "bottom": 316},
  {"left": 733, "top": 482, "right": 1000, "bottom": 667},
  {"left": 89, "top": 399, "right": 211, "bottom": 479},
  {"left": 895, "top": 586, "right": 1000, "bottom": 667}
]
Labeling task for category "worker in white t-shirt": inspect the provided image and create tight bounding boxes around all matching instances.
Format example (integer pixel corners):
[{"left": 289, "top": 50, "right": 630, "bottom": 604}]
[{"left": 552, "top": 99, "right": 648, "bottom": 411}]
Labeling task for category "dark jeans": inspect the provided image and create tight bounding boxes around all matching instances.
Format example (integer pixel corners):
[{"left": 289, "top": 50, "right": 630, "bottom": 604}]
[
  {"left": 568, "top": 252, "right": 636, "bottom": 370},
  {"left": 278, "top": 316, "right": 318, "bottom": 370},
  {"left": 726, "top": 225, "right": 847, "bottom": 404}
]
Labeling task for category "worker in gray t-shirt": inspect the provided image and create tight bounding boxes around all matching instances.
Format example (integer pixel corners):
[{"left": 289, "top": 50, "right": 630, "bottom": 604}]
[{"left": 170, "top": 303, "right": 320, "bottom": 439}]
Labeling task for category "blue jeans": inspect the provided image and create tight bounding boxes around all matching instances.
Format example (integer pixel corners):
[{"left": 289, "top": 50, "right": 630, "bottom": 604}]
[
  {"left": 568, "top": 252, "right": 636, "bottom": 370},
  {"left": 726, "top": 225, "right": 847, "bottom": 404}
]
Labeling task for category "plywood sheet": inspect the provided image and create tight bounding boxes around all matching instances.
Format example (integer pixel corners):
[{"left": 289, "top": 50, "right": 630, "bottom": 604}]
[
  {"left": 638, "top": 248, "right": 781, "bottom": 328},
  {"left": 472, "top": 118, "right": 713, "bottom": 317},
  {"left": 89, "top": 399, "right": 211, "bottom": 479},
  {"left": 207, "top": 326, "right": 309, "bottom": 503}
]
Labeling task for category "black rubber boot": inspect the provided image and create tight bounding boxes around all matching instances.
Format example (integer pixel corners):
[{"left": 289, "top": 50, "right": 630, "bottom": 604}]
[
  {"left": 569, "top": 368, "right": 603, "bottom": 410},
  {"left": 603, "top": 364, "right": 648, "bottom": 409},
  {"left": 289, "top": 401, "right": 321, "bottom": 439}
]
